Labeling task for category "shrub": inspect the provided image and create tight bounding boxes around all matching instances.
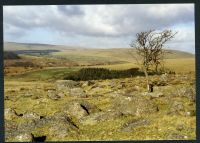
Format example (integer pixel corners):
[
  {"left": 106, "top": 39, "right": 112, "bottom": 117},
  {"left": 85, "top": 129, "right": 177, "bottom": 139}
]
[{"left": 4, "top": 51, "right": 20, "bottom": 60}]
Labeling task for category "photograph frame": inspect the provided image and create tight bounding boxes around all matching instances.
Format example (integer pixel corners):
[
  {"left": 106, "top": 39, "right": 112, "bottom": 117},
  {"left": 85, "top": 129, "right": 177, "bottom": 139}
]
[{"left": 0, "top": 0, "right": 199, "bottom": 142}]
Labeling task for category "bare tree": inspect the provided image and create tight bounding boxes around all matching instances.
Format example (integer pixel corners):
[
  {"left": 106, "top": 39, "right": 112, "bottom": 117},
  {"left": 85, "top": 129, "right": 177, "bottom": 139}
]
[{"left": 130, "top": 29, "right": 177, "bottom": 92}]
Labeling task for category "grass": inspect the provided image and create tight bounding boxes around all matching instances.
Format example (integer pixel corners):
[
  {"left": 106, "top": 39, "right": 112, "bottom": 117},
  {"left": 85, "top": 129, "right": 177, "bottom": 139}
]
[{"left": 5, "top": 67, "right": 80, "bottom": 81}]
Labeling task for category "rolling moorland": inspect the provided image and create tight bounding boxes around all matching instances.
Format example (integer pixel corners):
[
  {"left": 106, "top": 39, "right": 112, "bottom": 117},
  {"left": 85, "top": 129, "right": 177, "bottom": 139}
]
[{"left": 4, "top": 42, "right": 196, "bottom": 141}]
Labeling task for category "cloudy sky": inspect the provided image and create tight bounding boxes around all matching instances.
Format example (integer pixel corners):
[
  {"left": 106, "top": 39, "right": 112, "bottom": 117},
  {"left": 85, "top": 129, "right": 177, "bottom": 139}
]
[{"left": 3, "top": 4, "right": 195, "bottom": 53}]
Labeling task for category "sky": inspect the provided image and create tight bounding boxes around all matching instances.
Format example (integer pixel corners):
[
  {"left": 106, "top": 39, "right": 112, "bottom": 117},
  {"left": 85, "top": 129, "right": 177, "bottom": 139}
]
[{"left": 3, "top": 4, "right": 195, "bottom": 53}]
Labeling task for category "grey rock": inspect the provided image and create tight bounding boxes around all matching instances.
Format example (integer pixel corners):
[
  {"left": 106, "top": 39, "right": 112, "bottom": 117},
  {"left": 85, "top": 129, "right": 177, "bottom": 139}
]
[
  {"left": 64, "top": 102, "right": 89, "bottom": 120},
  {"left": 185, "top": 110, "right": 196, "bottom": 116},
  {"left": 167, "top": 101, "right": 185, "bottom": 115},
  {"left": 5, "top": 108, "right": 18, "bottom": 120},
  {"left": 23, "top": 91, "right": 33, "bottom": 98},
  {"left": 23, "top": 111, "right": 41, "bottom": 120},
  {"left": 82, "top": 81, "right": 94, "bottom": 87},
  {"left": 56, "top": 80, "right": 79, "bottom": 90},
  {"left": 160, "top": 73, "right": 169, "bottom": 82},
  {"left": 5, "top": 120, "right": 18, "bottom": 139},
  {"left": 79, "top": 101, "right": 101, "bottom": 114},
  {"left": 13, "top": 133, "right": 33, "bottom": 142},
  {"left": 121, "top": 118, "right": 150, "bottom": 132},
  {"left": 48, "top": 122, "right": 70, "bottom": 138},
  {"left": 166, "top": 133, "right": 188, "bottom": 140},
  {"left": 80, "top": 110, "right": 123, "bottom": 125},
  {"left": 17, "top": 119, "right": 37, "bottom": 133},
  {"left": 112, "top": 96, "right": 158, "bottom": 116},
  {"left": 47, "top": 90, "right": 60, "bottom": 100},
  {"left": 70, "top": 88, "right": 86, "bottom": 97},
  {"left": 57, "top": 92, "right": 65, "bottom": 98},
  {"left": 146, "top": 92, "right": 164, "bottom": 99}
]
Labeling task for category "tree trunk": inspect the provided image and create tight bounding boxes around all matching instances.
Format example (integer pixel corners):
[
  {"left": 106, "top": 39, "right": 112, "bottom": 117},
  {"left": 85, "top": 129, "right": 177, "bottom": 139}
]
[{"left": 143, "top": 66, "right": 153, "bottom": 92}]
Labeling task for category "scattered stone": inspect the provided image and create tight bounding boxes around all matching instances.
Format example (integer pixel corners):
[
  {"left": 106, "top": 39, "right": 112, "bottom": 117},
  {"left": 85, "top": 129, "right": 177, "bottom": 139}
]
[
  {"left": 48, "top": 122, "right": 70, "bottom": 138},
  {"left": 17, "top": 120, "right": 37, "bottom": 132},
  {"left": 23, "top": 111, "right": 41, "bottom": 120},
  {"left": 185, "top": 110, "right": 196, "bottom": 116},
  {"left": 57, "top": 92, "right": 65, "bottom": 98},
  {"left": 160, "top": 73, "right": 169, "bottom": 82},
  {"left": 176, "top": 124, "right": 185, "bottom": 131},
  {"left": 23, "top": 91, "right": 33, "bottom": 98},
  {"left": 82, "top": 81, "right": 95, "bottom": 87},
  {"left": 79, "top": 101, "right": 101, "bottom": 114},
  {"left": 167, "top": 101, "right": 185, "bottom": 115},
  {"left": 70, "top": 88, "right": 86, "bottom": 97},
  {"left": 65, "top": 102, "right": 89, "bottom": 120},
  {"left": 13, "top": 133, "right": 33, "bottom": 142},
  {"left": 47, "top": 90, "right": 60, "bottom": 100},
  {"left": 121, "top": 118, "right": 150, "bottom": 132},
  {"left": 176, "top": 86, "right": 196, "bottom": 101},
  {"left": 80, "top": 110, "right": 123, "bottom": 125},
  {"left": 166, "top": 133, "right": 187, "bottom": 140},
  {"left": 146, "top": 92, "right": 164, "bottom": 99},
  {"left": 56, "top": 80, "right": 79, "bottom": 90},
  {"left": 5, "top": 108, "right": 18, "bottom": 120},
  {"left": 112, "top": 96, "right": 158, "bottom": 116},
  {"left": 5, "top": 120, "right": 19, "bottom": 139}
]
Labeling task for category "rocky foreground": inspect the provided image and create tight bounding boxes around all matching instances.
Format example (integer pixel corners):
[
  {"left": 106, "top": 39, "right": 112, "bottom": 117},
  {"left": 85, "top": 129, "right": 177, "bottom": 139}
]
[{"left": 4, "top": 73, "right": 196, "bottom": 141}]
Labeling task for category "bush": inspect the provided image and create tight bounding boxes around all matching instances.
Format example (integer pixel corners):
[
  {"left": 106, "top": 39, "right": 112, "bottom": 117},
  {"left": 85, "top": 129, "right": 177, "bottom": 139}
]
[
  {"left": 4, "top": 51, "right": 20, "bottom": 60},
  {"left": 64, "top": 67, "right": 143, "bottom": 81}
]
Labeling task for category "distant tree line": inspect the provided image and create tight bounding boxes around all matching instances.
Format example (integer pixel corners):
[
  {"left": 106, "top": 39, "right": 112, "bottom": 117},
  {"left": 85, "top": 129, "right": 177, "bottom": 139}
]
[
  {"left": 4, "top": 51, "right": 21, "bottom": 60},
  {"left": 64, "top": 67, "right": 144, "bottom": 81}
]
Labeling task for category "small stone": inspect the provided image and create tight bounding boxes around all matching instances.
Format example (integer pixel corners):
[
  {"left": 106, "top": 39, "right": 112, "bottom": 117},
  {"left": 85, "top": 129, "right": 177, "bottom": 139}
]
[
  {"left": 23, "top": 92, "right": 33, "bottom": 97},
  {"left": 166, "top": 133, "right": 186, "bottom": 140},
  {"left": 121, "top": 118, "right": 150, "bottom": 132},
  {"left": 57, "top": 92, "right": 65, "bottom": 98},
  {"left": 13, "top": 133, "right": 33, "bottom": 142},
  {"left": 5, "top": 108, "right": 18, "bottom": 120},
  {"left": 70, "top": 88, "right": 86, "bottom": 97},
  {"left": 185, "top": 110, "right": 196, "bottom": 116},
  {"left": 65, "top": 102, "right": 89, "bottom": 120},
  {"left": 23, "top": 111, "right": 41, "bottom": 120},
  {"left": 56, "top": 80, "right": 79, "bottom": 90},
  {"left": 47, "top": 90, "right": 60, "bottom": 100}
]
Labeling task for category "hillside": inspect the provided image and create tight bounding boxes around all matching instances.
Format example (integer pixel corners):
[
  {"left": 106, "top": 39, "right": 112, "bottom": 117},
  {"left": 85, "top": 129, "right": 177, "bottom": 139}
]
[{"left": 4, "top": 42, "right": 194, "bottom": 62}]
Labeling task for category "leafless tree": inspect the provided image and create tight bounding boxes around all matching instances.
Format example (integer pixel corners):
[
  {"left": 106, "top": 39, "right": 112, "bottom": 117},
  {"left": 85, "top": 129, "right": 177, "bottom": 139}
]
[{"left": 130, "top": 29, "right": 177, "bottom": 92}]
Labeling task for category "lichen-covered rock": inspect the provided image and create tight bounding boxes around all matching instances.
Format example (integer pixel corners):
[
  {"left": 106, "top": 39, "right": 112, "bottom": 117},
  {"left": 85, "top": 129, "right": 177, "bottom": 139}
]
[
  {"left": 13, "top": 133, "right": 33, "bottom": 142},
  {"left": 56, "top": 80, "right": 79, "bottom": 90},
  {"left": 177, "top": 86, "right": 196, "bottom": 102},
  {"left": 166, "top": 133, "right": 188, "bottom": 140},
  {"left": 48, "top": 122, "right": 70, "bottom": 138},
  {"left": 121, "top": 118, "right": 150, "bottom": 132},
  {"left": 5, "top": 108, "right": 18, "bottom": 120},
  {"left": 70, "top": 88, "right": 86, "bottom": 97},
  {"left": 80, "top": 110, "right": 123, "bottom": 125},
  {"left": 47, "top": 89, "right": 60, "bottom": 100},
  {"left": 17, "top": 119, "right": 37, "bottom": 132},
  {"left": 79, "top": 101, "right": 101, "bottom": 114},
  {"left": 144, "top": 91, "right": 164, "bottom": 99},
  {"left": 112, "top": 96, "right": 158, "bottom": 116},
  {"left": 23, "top": 111, "right": 41, "bottom": 119},
  {"left": 64, "top": 102, "right": 89, "bottom": 120},
  {"left": 167, "top": 101, "right": 185, "bottom": 115}
]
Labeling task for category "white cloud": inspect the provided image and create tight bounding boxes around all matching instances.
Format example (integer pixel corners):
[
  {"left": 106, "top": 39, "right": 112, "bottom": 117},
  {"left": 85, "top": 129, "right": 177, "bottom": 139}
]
[{"left": 3, "top": 4, "right": 195, "bottom": 53}]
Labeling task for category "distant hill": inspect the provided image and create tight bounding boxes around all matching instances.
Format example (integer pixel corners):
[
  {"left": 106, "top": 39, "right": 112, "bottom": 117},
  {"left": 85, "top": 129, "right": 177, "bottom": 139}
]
[
  {"left": 4, "top": 42, "right": 194, "bottom": 61},
  {"left": 4, "top": 42, "right": 81, "bottom": 51}
]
